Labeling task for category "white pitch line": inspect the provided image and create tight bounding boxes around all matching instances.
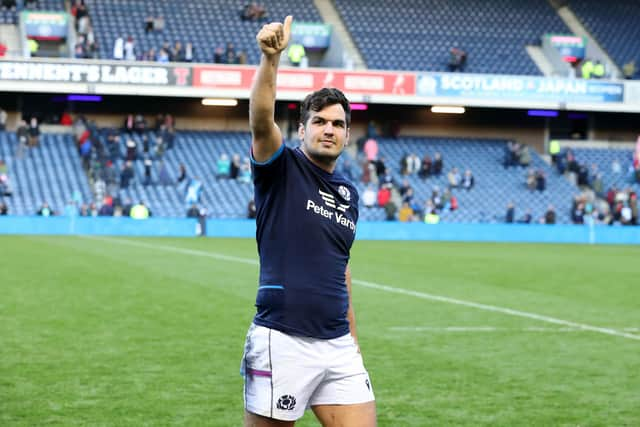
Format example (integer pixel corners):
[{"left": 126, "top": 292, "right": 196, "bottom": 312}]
[
  {"left": 81, "top": 236, "right": 640, "bottom": 342},
  {"left": 390, "top": 326, "right": 606, "bottom": 333}
]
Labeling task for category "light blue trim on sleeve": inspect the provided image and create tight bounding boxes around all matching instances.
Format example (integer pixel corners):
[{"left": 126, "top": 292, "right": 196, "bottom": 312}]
[
  {"left": 258, "top": 284, "right": 284, "bottom": 290},
  {"left": 250, "top": 143, "right": 285, "bottom": 166}
]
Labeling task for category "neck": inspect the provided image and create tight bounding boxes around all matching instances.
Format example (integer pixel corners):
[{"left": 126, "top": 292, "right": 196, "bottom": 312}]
[{"left": 300, "top": 146, "right": 336, "bottom": 173}]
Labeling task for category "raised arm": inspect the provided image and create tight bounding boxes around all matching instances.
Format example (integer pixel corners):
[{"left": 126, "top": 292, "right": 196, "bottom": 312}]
[{"left": 250, "top": 15, "right": 293, "bottom": 163}]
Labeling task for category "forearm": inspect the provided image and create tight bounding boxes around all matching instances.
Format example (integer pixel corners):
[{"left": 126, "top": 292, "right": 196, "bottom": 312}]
[
  {"left": 249, "top": 53, "right": 280, "bottom": 136},
  {"left": 345, "top": 265, "right": 359, "bottom": 347}
]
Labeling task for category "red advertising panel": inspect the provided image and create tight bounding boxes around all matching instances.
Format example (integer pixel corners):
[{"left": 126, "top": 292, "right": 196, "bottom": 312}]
[{"left": 193, "top": 66, "right": 416, "bottom": 96}]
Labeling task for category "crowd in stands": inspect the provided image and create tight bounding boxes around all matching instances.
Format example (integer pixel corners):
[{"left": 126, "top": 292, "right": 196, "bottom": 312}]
[
  {"left": 354, "top": 132, "right": 474, "bottom": 224},
  {"left": 554, "top": 146, "right": 639, "bottom": 226},
  {"left": 64, "top": 112, "right": 182, "bottom": 219},
  {"left": 216, "top": 153, "right": 251, "bottom": 183}
]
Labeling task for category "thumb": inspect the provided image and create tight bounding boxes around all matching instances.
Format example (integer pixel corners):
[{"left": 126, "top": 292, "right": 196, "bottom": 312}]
[{"left": 282, "top": 15, "right": 293, "bottom": 45}]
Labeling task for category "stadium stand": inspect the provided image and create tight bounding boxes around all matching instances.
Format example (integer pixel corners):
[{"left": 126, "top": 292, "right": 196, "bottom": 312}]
[
  {"left": 568, "top": 0, "right": 640, "bottom": 77},
  {"left": 353, "top": 137, "right": 578, "bottom": 223},
  {"left": 0, "top": 0, "right": 65, "bottom": 24},
  {"left": 333, "top": 0, "right": 572, "bottom": 75},
  {"left": 84, "top": 0, "right": 322, "bottom": 64},
  {"left": 1, "top": 128, "right": 587, "bottom": 223},
  {"left": 569, "top": 146, "right": 640, "bottom": 193},
  {"left": 0, "top": 131, "right": 92, "bottom": 215}
]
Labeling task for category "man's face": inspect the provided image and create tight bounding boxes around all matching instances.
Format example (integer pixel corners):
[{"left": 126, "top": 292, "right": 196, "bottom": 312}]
[{"left": 299, "top": 103, "right": 349, "bottom": 167}]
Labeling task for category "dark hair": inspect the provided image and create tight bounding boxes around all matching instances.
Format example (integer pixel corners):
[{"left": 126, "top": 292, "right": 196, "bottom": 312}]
[{"left": 299, "top": 88, "right": 351, "bottom": 128}]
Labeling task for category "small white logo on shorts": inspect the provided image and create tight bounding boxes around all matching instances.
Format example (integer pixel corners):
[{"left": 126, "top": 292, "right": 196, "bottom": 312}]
[{"left": 277, "top": 395, "right": 297, "bottom": 411}]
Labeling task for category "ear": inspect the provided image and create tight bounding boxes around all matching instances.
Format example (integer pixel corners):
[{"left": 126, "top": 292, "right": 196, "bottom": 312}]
[
  {"left": 298, "top": 122, "right": 305, "bottom": 141},
  {"left": 344, "top": 127, "right": 350, "bottom": 145}
]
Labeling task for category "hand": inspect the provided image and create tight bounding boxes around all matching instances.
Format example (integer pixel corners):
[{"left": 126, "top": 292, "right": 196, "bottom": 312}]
[{"left": 256, "top": 15, "right": 292, "bottom": 56}]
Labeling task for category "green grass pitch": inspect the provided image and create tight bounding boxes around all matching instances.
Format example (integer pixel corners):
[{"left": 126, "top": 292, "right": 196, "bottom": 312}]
[{"left": 1, "top": 235, "right": 639, "bottom": 426}]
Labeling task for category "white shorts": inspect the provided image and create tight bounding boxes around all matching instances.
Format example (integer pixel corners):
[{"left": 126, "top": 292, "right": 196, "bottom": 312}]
[{"left": 240, "top": 323, "right": 375, "bottom": 421}]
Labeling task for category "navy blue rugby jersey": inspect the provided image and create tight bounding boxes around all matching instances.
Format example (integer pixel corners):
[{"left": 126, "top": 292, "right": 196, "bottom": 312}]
[{"left": 251, "top": 144, "right": 359, "bottom": 339}]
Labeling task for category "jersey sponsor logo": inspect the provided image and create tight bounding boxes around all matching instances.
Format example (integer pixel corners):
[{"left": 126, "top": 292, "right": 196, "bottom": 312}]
[
  {"left": 277, "top": 394, "right": 297, "bottom": 411},
  {"left": 319, "top": 189, "right": 349, "bottom": 212},
  {"left": 306, "top": 188, "right": 355, "bottom": 233}
]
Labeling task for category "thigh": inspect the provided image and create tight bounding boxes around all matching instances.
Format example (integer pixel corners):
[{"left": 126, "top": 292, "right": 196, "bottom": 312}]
[
  {"left": 242, "top": 324, "right": 324, "bottom": 422},
  {"left": 244, "top": 410, "right": 295, "bottom": 427},
  {"left": 311, "top": 401, "right": 377, "bottom": 427},
  {"left": 309, "top": 334, "right": 375, "bottom": 407}
]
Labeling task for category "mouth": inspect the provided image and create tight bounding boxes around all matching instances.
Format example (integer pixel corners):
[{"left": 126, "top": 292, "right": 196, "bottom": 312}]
[{"left": 319, "top": 140, "right": 335, "bottom": 146}]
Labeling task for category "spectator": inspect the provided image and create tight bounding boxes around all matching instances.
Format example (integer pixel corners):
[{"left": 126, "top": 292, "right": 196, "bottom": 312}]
[
  {"left": 238, "top": 158, "right": 252, "bottom": 184},
  {"left": 0, "top": 201, "right": 7, "bottom": 215},
  {"left": 379, "top": 170, "right": 394, "bottom": 189},
  {"left": 447, "top": 167, "right": 461, "bottom": 188},
  {"left": 185, "top": 177, "right": 203, "bottom": 205},
  {"left": 623, "top": 61, "right": 636, "bottom": 80},
  {"left": 98, "top": 198, "right": 114, "bottom": 216},
  {"left": 372, "top": 156, "right": 386, "bottom": 180},
  {"left": 544, "top": 205, "right": 556, "bottom": 224},
  {"left": 213, "top": 46, "right": 224, "bottom": 63},
  {"left": 362, "top": 184, "right": 376, "bottom": 208},
  {"left": 130, "top": 201, "right": 151, "bottom": 219},
  {"left": 518, "top": 209, "right": 533, "bottom": 224},
  {"left": 384, "top": 200, "right": 397, "bottom": 221},
  {"left": 461, "top": 169, "right": 474, "bottom": 190},
  {"left": 217, "top": 153, "right": 231, "bottom": 179},
  {"left": 16, "top": 120, "right": 28, "bottom": 158},
  {"left": 535, "top": 169, "right": 546, "bottom": 192},
  {"left": 125, "top": 138, "right": 136, "bottom": 161},
  {"left": 28, "top": 117, "right": 40, "bottom": 147},
  {"left": 518, "top": 145, "right": 531, "bottom": 167},
  {"left": 505, "top": 202, "right": 515, "bottom": 223},
  {"left": 406, "top": 153, "right": 420, "bottom": 175},
  {"left": 431, "top": 187, "right": 443, "bottom": 211},
  {"left": 124, "top": 36, "right": 135, "bottom": 61},
  {"left": 363, "top": 137, "right": 378, "bottom": 162},
  {"left": 113, "top": 36, "right": 124, "bottom": 60},
  {"left": 144, "top": 16, "right": 153, "bottom": 33},
  {"left": 448, "top": 47, "right": 467, "bottom": 72},
  {"left": 377, "top": 185, "right": 391, "bottom": 207},
  {"left": 184, "top": 42, "right": 194, "bottom": 62},
  {"left": 432, "top": 152, "right": 443, "bottom": 175},
  {"left": 398, "top": 201, "right": 414, "bottom": 222},
  {"left": 247, "top": 198, "right": 256, "bottom": 219},
  {"left": 230, "top": 154, "right": 241, "bottom": 179},
  {"left": 143, "top": 156, "right": 152, "bottom": 186},
  {"left": 418, "top": 154, "right": 432, "bottom": 179},
  {"left": 171, "top": 41, "right": 185, "bottom": 62},
  {"left": 288, "top": 42, "right": 306, "bottom": 67},
  {"left": 225, "top": 42, "right": 237, "bottom": 64},
  {"left": 177, "top": 163, "right": 187, "bottom": 183},
  {"left": 120, "top": 161, "right": 134, "bottom": 188},
  {"left": 36, "top": 202, "right": 54, "bottom": 216},
  {"left": 0, "top": 108, "right": 6, "bottom": 130},
  {"left": 186, "top": 203, "right": 200, "bottom": 218}
]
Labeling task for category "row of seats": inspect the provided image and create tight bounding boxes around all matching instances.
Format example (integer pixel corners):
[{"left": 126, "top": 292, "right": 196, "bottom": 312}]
[
  {"left": 85, "top": 0, "right": 321, "bottom": 64},
  {"left": 568, "top": 0, "right": 640, "bottom": 77},
  {"left": 333, "top": 0, "right": 570, "bottom": 75},
  {"left": 0, "top": 129, "right": 590, "bottom": 223}
]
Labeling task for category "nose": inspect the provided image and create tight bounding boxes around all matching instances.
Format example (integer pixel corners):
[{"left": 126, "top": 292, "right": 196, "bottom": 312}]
[{"left": 323, "top": 122, "right": 334, "bottom": 135}]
